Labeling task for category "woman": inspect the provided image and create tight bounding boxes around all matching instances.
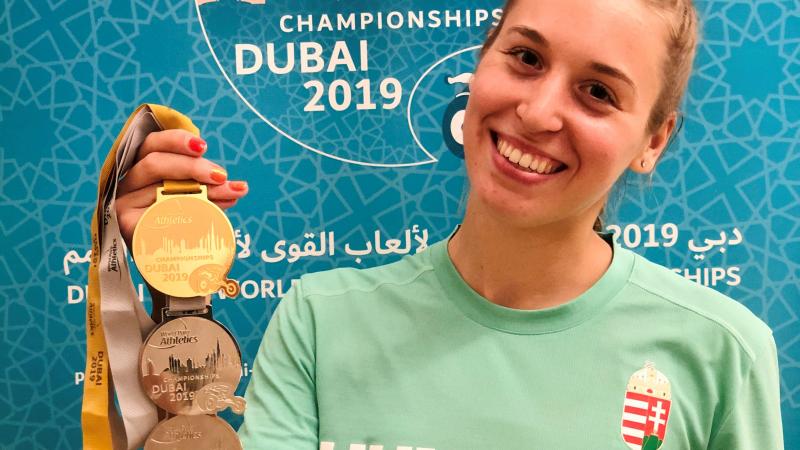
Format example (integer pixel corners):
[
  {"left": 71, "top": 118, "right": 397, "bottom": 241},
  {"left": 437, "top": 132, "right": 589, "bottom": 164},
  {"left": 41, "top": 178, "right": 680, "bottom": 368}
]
[{"left": 116, "top": 0, "right": 783, "bottom": 448}]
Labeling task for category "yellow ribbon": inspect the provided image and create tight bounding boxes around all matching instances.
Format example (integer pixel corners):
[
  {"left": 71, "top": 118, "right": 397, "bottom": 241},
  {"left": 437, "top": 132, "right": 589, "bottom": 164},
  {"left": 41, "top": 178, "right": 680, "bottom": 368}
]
[{"left": 82, "top": 104, "right": 198, "bottom": 449}]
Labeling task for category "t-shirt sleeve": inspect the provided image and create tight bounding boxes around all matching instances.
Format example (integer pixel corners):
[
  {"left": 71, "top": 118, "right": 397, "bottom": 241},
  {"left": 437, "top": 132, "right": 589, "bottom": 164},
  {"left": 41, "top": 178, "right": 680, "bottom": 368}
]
[
  {"left": 708, "top": 332, "right": 784, "bottom": 450},
  {"left": 238, "top": 282, "right": 318, "bottom": 449}
]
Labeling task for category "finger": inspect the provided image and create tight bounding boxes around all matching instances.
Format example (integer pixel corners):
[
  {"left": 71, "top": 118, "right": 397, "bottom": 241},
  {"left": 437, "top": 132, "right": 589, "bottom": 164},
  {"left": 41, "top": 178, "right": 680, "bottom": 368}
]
[
  {"left": 117, "top": 153, "right": 228, "bottom": 196},
  {"left": 116, "top": 183, "right": 159, "bottom": 211},
  {"left": 213, "top": 199, "right": 238, "bottom": 210},
  {"left": 138, "top": 129, "right": 207, "bottom": 160},
  {"left": 207, "top": 181, "right": 249, "bottom": 202},
  {"left": 118, "top": 180, "right": 247, "bottom": 209}
]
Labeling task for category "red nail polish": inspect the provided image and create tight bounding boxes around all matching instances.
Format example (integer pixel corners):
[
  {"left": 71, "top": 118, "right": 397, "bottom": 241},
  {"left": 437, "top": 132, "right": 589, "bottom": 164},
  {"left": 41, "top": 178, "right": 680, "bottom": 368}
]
[
  {"left": 189, "top": 137, "right": 206, "bottom": 153},
  {"left": 210, "top": 169, "right": 227, "bottom": 183},
  {"left": 230, "top": 181, "right": 247, "bottom": 191}
]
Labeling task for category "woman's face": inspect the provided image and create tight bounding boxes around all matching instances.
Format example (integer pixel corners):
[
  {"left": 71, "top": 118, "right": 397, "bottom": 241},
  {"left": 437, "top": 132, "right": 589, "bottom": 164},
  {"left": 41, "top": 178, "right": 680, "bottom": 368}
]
[{"left": 462, "top": 0, "right": 674, "bottom": 230}]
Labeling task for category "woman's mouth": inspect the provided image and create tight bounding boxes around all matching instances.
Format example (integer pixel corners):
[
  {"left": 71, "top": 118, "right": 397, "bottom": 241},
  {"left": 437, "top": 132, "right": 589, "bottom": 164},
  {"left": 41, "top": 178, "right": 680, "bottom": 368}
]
[{"left": 493, "top": 133, "right": 566, "bottom": 175}]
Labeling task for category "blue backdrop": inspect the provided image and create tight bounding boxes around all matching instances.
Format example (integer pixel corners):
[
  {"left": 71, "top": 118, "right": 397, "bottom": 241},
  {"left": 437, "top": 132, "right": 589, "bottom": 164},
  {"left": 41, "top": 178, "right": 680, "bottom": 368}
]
[{"left": 0, "top": 0, "right": 797, "bottom": 448}]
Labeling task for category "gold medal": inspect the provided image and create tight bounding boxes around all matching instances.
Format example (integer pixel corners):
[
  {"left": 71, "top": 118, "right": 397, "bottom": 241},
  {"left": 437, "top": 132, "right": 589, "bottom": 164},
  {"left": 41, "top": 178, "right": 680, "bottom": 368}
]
[
  {"left": 133, "top": 182, "right": 239, "bottom": 298},
  {"left": 144, "top": 415, "right": 242, "bottom": 450},
  {"left": 139, "top": 316, "right": 245, "bottom": 415}
]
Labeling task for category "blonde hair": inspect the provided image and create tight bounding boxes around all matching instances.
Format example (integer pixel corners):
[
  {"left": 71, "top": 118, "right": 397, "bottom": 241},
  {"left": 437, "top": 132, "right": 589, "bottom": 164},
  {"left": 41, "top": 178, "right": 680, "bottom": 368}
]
[{"left": 481, "top": 0, "right": 699, "bottom": 133}]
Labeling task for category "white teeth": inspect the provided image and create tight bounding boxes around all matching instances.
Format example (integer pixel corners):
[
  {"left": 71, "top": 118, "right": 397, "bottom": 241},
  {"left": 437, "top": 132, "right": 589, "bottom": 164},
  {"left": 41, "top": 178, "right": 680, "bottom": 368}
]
[
  {"left": 518, "top": 153, "right": 533, "bottom": 169},
  {"left": 530, "top": 156, "right": 542, "bottom": 172},
  {"left": 497, "top": 137, "right": 561, "bottom": 174}
]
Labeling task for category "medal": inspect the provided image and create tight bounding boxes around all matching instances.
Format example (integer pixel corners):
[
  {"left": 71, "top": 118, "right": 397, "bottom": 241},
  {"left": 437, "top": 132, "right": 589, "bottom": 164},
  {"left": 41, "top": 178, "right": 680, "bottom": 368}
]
[
  {"left": 139, "top": 316, "right": 245, "bottom": 415},
  {"left": 144, "top": 415, "right": 242, "bottom": 450},
  {"left": 133, "top": 183, "right": 239, "bottom": 298}
]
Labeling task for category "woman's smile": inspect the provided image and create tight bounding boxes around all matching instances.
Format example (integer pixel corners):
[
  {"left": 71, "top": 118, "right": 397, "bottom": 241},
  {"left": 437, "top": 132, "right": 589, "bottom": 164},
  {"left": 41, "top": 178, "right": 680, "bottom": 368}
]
[{"left": 489, "top": 131, "right": 567, "bottom": 185}]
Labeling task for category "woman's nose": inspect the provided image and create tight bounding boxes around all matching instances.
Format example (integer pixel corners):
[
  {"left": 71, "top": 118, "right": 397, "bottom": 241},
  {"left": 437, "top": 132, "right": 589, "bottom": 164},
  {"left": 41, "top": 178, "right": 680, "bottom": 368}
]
[{"left": 515, "top": 76, "right": 566, "bottom": 134}]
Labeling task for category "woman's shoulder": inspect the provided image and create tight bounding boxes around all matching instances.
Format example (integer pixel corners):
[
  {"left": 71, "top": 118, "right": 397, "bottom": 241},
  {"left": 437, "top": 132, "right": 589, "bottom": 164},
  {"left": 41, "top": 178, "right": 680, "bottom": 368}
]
[{"left": 625, "top": 249, "right": 774, "bottom": 358}]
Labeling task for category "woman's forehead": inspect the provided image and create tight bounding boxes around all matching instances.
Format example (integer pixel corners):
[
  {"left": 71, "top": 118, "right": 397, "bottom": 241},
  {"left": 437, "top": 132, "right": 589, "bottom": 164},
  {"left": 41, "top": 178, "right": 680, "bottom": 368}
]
[
  {"left": 501, "top": 0, "right": 667, "bottom": 93},
  {"left": 502, "top": 0, "right": 664, "bottom": 47}
]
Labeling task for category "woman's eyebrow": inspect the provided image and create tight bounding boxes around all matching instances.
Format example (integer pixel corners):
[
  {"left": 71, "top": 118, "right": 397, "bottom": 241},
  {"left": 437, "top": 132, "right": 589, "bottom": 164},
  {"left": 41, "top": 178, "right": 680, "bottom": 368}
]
[
  {"left": 590, "top": 62, "right": 636, "bottom": 91},
  {"left": 509, "top": 25, "right": 549, "bottom": 48},
  {"left": 508, "top": 25, "right": 636, "bottom": 93}
]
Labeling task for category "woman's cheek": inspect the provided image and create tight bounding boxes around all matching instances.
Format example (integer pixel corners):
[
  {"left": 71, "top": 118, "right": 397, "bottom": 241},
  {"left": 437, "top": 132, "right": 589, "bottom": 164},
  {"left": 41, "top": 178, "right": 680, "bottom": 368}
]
[
  {"left": 572, "top": 117, "right": 625, "bottom": 160},
  {"left": 471, "top": 61, "right": 518, "bottom": 108},
  {"left": 467, "top": 84, "right": 499, "bottom": 117},
  {"left": 462, "top": 74, "right": 505, "bottom": 152},
  {"left": 461, "top": 97, "right": 482, "bottom": 158}
]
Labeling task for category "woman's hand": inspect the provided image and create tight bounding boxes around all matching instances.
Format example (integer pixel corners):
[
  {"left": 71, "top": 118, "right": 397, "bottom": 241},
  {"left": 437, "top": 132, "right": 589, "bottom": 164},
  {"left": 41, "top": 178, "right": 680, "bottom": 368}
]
[{"left": 116, "top": 129, "right": 249, "bottom": 247}]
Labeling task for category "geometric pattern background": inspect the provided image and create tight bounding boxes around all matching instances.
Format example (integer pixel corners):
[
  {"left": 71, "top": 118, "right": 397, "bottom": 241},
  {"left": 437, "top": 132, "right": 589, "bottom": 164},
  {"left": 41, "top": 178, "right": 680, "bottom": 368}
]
[{"left": 0, "top": 0, "right": 797, "bottom": 448}]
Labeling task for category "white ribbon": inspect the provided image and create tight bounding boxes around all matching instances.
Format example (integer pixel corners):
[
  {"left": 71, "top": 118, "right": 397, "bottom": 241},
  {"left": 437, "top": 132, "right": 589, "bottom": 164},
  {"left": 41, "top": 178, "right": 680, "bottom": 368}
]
[{"left": 97, "top": 108, "right": 162, "bottom": 449}]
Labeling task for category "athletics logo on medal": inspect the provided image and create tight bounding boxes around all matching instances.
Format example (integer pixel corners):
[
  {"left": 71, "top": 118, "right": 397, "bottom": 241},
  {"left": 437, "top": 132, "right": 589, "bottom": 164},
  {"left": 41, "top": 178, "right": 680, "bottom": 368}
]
[{"left": 620, "top": 362, "right": 672, "bottom": 450}]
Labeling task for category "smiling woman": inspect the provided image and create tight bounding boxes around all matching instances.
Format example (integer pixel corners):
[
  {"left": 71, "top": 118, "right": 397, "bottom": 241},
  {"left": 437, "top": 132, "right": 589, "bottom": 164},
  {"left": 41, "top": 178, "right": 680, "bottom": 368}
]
[
  {"left": 235, "top": 0, "right": 783, "bottom": 448},
  {"left": 112, "top": 0, "right": 783, "bottom": 448}
]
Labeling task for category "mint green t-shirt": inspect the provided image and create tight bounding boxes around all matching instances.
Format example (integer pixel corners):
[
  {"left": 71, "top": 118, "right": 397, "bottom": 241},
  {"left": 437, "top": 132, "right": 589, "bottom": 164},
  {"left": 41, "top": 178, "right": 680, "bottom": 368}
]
[{"left": 238, "top": 237, "right": 783, "bottom": 449}]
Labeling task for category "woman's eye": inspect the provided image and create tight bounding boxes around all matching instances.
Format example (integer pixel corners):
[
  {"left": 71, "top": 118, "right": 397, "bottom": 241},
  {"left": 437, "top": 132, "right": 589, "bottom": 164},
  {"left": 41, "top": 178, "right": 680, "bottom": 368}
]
[
  {"left": 585, "top": 83, "right": 616, "bottom": 105},
  {"left": 516, "top": 50, "right": 541, "bottom": 68},
  {"left": 505, "top": 48, "right": 543, "bottom": 70}
]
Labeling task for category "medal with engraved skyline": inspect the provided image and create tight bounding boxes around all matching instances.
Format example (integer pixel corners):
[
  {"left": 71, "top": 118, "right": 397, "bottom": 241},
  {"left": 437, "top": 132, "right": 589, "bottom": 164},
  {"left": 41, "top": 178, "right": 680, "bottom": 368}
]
[
  {"left": 139, "top": 317, "right": 245, "bottom": 415},
  {"left": 133, "top": 185, "right": 239, "bottom": 298}
]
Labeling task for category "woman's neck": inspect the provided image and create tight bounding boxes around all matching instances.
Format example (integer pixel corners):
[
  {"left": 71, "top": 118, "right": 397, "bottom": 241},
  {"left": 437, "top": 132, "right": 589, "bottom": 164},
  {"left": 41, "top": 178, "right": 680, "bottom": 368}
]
[{"left": 448, "top": 198, "right": 613, "bottom": 310}]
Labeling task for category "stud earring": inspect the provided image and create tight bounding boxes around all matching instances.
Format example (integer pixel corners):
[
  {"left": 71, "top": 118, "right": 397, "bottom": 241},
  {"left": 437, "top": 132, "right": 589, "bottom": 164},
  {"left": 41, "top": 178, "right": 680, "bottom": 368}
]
[{"left": 640, "top": 160, "right": 648, "bottom": 169}]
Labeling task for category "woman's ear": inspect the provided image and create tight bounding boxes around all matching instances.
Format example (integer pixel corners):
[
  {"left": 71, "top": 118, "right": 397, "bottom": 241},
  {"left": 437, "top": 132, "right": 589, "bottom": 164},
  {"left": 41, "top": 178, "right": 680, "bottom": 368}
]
[{"left": 630, "top": 112, "right": 678, "bottom": 174}]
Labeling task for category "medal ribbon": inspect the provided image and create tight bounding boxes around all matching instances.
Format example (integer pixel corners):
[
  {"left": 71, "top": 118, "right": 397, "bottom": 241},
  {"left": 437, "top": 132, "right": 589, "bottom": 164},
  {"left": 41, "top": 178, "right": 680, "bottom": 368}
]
[{"left": 82, "top": 104, "right": 199, "bottom": 450}]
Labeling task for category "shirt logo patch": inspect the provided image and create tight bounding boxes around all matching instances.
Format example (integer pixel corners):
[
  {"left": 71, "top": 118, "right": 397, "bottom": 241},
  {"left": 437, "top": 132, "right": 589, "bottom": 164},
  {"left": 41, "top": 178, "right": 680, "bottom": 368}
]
[{"left": 621, "top": 362, "right": 672, "bottom": 450}]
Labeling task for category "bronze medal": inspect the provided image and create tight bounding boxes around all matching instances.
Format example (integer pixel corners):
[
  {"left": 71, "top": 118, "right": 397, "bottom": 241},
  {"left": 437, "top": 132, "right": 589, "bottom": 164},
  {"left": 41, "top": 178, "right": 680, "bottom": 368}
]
[
  {"left": 132, "top": 184, "right": 239, "bottom": 298},
  {"left": 139, "top": 316, "right": 245, "bottom": 415},
  {"left": 144, "top": 415, "right": 242, "bottom": 450}
]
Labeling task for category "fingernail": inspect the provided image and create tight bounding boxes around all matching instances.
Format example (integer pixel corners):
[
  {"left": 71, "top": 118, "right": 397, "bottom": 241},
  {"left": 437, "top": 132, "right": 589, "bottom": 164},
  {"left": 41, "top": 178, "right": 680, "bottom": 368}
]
[
  {"left": 189, "top": 137, "right": 207, "bottom": 154},
  {"left": 230, "top": 181, "right": 248, "bottom": 192},
  {"left": 210, "top": 169, "right": 227, "bottom": 183}
]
